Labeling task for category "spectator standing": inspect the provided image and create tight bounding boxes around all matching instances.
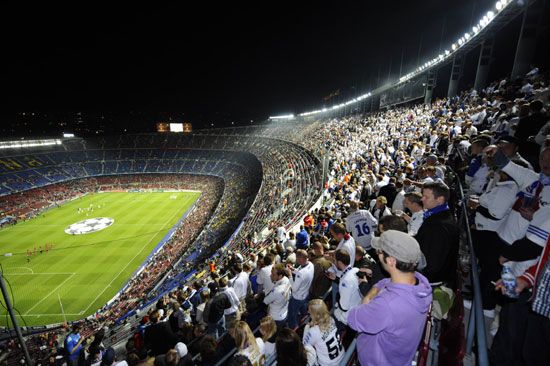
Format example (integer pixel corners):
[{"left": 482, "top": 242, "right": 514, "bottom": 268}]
[
  {"left": 347, "top": 230, "right": 432, "bottom": 366},
  {"left": 345, "top": 200, "right": 377, "bottom": 251},
  {"left": 284, "top": 232, "right": 297, "bottom": 251},
  {"left": 415, "top": 182, "right": 460, "bottom": 286},
  {"left": 402, "top": 192, "right": 424, "bottom": 236},
  {"left": 144, "top": 310, "right": 178, "bottom": 356},
  {"left": 276, "top": 223, "right": 287, "bottom": 244},
  {"left": 326, "top": 223, "right": 356, "bottom": 306},
  {"left": 326, "top": 249, "right": 362, "bottom": 328},
  {"left": 276, "top": 328, "right": 314, "bottom": 366},
  {"left": 219, "top": 277, "right": 240, "bottom": 329},
  {"left": 256, "top": 254, "right": 274, "bottom": 295},
  {"left": 204, "top": 281, "right": 230, "bottom": 338},
  {"left": 287, "top": 249, "right": 314, "bottom": 328},
  {"left": 303, "top": 299, "right": 344, "bottom": 366},
  {"left": 230, "top": 321, "right": 265, "bottom": 366},
  {"left": 309, "top": 242, "right": 332, "bottom": 299},
  {"left": 230, "top": 263, "right": 250, "bottom": 313},
  {"left": 370, "top": 196, "right": 391, "bottom": 221},
  {"left": 263, "top": 263, "right": 292, "bottom": 328},
  {"left": 378, "top": 177, "right": 398, "bottom": 208},
  {"left": 64, "top": 324, "right": 84, "bottom": 366},
  {"left": 392, "top": 181, "right": 406, "bottom": 213},
  {"left": 259, "top": 315, "right": 277, "bottom": 360},
  {"left": 296, "top": 226, "right": 310, "bottom": 250}
]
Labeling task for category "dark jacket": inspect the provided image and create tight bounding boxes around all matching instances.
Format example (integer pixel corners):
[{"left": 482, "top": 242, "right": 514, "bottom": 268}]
[
  {"left": 414, "top": 210, "right": 460, "bottom": 287},
  {"left": 355, "top": 255, "right": 386, "bottom": 296},
  {"left": 144, "top": 321, "right": 178, "bottom": 356},
  {"left": 309, "top": 255, "right": 332, "bottom": 299},
  {"left": 378, "top": 183, "right": 398, "bottom": 208},
  {"left": 204, "top": 292, "right": 230, "bottom": 324}
]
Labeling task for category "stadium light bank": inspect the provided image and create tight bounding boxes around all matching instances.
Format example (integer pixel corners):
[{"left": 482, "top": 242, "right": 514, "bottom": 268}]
[
  {"left": 0, "top": 139, "right": 62, "bottom": 150},
  {"left": 296, "top": 0, "right": 512, "bottom": 118},
  {"left": 269, "top": 114, "right": 295, "bottom": 120}
]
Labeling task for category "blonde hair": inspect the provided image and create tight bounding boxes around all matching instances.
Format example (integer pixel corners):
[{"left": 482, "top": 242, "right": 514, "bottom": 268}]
[
  {"left": 308, "top": 299, "right": 332, "bottom": 332},
  {"left": 259, "top": 315, "right": 277, "bottom": 342},
  {"left": 231, "top": 320, "right": 259, "bottom": 354}
]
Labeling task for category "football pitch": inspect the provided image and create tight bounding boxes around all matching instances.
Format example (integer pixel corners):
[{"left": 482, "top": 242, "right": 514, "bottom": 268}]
[{"left": 0, "top": 191, "right": 200, "bottom": 326}]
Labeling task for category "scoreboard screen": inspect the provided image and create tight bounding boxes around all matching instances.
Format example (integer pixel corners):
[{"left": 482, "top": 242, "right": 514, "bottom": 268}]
[{"left": 169, "top": 123, "right": 184, "bottom": 132}]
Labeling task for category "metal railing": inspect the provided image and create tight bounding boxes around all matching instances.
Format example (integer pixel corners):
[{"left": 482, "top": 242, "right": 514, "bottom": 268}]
[{"left": 447, "top": 166, "right": 489, "bottom": 366}]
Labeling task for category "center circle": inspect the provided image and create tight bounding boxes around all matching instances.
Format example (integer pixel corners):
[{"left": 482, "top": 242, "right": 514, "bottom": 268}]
[{"left": 64, "top": 217, "right": 115, "bottom": 235}]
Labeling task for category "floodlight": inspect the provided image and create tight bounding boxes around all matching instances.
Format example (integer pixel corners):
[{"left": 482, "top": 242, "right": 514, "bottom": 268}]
[
  {"left": 452, "top": 43, "right": 457, "bottom": 50},
  {"left": 496, "top": 1, "right": 503, "bottom": 10}
]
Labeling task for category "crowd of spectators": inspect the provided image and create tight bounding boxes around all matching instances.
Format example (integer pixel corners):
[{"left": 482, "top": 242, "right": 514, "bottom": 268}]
[{"left": 2, "top": 67, "right": 550, "bottom": 366}]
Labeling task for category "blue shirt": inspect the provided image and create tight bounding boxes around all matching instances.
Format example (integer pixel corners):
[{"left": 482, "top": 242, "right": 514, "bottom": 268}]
[
  {"left": 467, "top": 155, "right": 482, "bottom": 178},
  {"left": 65, "top": 332, "right": 82, "bottom": 361},
  {"left": 295, "top": 229, "right": 309, "bottom": 249}
]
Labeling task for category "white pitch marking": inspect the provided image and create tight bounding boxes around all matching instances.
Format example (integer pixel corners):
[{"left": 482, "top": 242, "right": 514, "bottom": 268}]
[
  {"left": 24, "top": 273, "right": 76, "bottom": 315},
  {"left": 78, "top": 205, "right": 183, "bottom": 315},
  {"left": 12, "top": 313, "right": 85, "bottom": 317},
  {"left": 5, "top": 272, "right": 74, "bottom": 276},
  {"left": 8, "top": 267, "right": 34, "bottom": 274}
]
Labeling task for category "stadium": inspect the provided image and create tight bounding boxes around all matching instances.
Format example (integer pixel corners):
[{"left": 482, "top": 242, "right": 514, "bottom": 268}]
[{"left": 0, "top": 1, "right": 549, "bottom": 365}]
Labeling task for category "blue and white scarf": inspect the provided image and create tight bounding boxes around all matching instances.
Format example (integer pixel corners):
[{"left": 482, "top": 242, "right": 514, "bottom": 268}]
[{"left": 423, "top": 203, "right": 450, "bottom": 220}]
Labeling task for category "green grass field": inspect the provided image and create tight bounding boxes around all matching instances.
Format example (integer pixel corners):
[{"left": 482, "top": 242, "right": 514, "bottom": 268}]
[{"left": 0, "top": 191, "right": 200, "bottom": 326}]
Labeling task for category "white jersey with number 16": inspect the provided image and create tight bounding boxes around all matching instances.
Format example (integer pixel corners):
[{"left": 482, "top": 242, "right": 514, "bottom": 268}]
[{"left": 345, "top": 209, "right": 378, "bottom": 249}]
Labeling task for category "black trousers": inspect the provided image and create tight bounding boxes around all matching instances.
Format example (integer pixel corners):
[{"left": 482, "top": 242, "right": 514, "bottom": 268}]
[
  {"left": 472, "top": 229, "right": 506, "bottom": 310},
  {"left": 522, "top": 310, "right": 550, "bottom": 365},
  {"left": 490, "top": 292, "right": 531, "bottom": 366}
]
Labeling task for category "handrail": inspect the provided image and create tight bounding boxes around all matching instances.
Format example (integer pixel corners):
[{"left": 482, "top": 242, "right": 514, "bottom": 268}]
[
  {"left": 340, "top": 338, "right": 357, "bottom": 366},
  {"left": 446, "top": 166, "right": 489, "bottom": 366}
]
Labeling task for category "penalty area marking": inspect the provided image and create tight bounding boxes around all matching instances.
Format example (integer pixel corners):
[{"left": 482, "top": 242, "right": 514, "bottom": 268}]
[
  {"left": 23, "top": 273, "right": 76, "bottom": 315},
  {"left": 78, "top": 203, "right": 185, "bottom": 316},
  {"left": 14, "top": 312, "right": 85, "bottom": 317},
  {"left": 4, "top": 267, "right": 34, "bottom": 274}
]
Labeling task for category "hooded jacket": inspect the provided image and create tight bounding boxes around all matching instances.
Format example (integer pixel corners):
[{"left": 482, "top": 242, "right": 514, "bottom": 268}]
[{"left": 347, "top": 272, "right": 432, "bottom": 366}]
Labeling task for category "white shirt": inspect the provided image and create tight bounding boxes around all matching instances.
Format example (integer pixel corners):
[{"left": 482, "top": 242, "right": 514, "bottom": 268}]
[
  {"left": 303, "top": 320, "right": 344, "bottom": 366},
  {"left": 263, "top": 340, "right": 276, "bottom": 360},
  {"left": 475, "top": 180, "right": 518, "bottom": 232},
  {"left": 230, "top": 271, "right": 250, "bottom": 300},
  {"left": 196, "top": 302, "right": 206, "bottom": 325},
  {"left": 498, "top": 161, "right": 550, "bottom": 247},
  {"left": 467, "top": 163, "right": 490, "bottom": 195},
  {"left": 345, "top": 209, "right": 377, "bottom": 250},
  {"left": 276, "top": 226, "right": 287, "bottom": 243},
  {"left": 263, "top": 276, "right": 291, "bottom": 321},
  {"left": 465, "top": 126, "right": 478, "bottom": 137},
  {"left": 392, "top": 190, "right": 406, "bottom": 213},
  {"left": 220, "top": 287, "right": 240, "bottom": 316},
  {"left": 256, "top": 264, "right": 274, "bottom": 295},
  {"left": 290, "top": 262, "right": 314, "bottom": 301},
  {"left": 334, "top": 267, "right": 362, "bottom": 325},
  {"left": 284, "top": 239, "right": 296, "bottom": 251},
  {"left": 238, "top": 338, "right": 266, "bottom": 366},
  {"left": 408, "top": 210, "right": 424, "bottom": 236},
  {"left": 327, "top": 236, "right": 356, "bottom": 278}
]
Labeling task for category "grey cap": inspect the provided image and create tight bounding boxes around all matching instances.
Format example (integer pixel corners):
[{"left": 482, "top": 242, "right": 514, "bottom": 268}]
[
  {"left": 176, "top": 342, "right": 188, "bottom": 357},
  {"left": 371, "top": 230, "right": 422, "bottom": 264}
]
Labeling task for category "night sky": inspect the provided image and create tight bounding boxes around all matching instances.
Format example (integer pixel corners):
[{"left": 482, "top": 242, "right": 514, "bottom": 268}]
[{"left": 2, "top": 0, "right": 547, "bottom": 129}]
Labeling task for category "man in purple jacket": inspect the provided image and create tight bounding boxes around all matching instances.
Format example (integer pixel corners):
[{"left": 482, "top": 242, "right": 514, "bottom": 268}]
[{"left": 347, "top": 230, "right": 432, "bottom": 366}]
